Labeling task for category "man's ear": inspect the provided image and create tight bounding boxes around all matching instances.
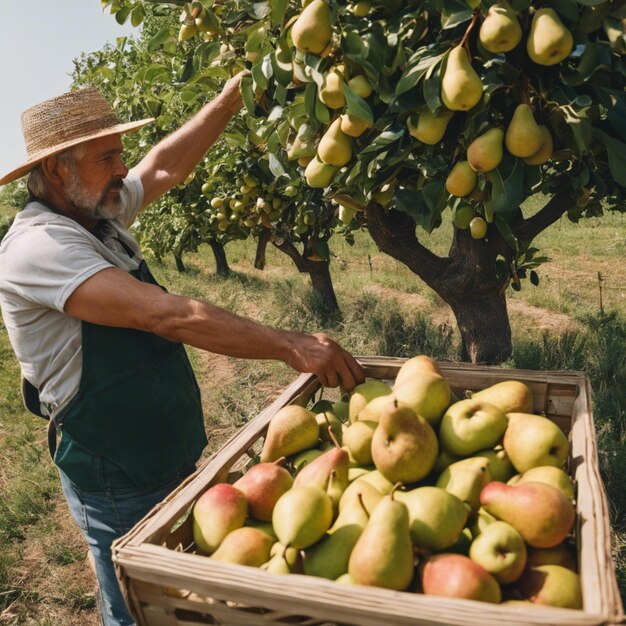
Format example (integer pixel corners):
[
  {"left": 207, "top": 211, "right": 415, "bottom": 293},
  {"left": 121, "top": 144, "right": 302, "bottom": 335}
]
[{"left": 40, "top": 156, "right": 64, "bottom": 185}]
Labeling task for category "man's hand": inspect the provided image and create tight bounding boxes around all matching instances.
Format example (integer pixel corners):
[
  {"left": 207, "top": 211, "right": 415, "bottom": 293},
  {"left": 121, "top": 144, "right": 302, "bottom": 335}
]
[
  {"left": 221, "top": 70, "right": 250, "bottom": 114},
  {"left": 286, "top": 333, "right": 365, "bottom": 392}
]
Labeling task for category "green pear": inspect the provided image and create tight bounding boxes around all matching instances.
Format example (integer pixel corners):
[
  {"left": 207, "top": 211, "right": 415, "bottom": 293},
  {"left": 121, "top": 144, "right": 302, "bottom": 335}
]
[
  {"left": 469, "top": 507, "right": 498, "bottom": 538},
  {"left": 347, "top": 466, "right": 371, "bottom": 482},
  {"left": 441, "top": 45, "right": 483, "bottom": 111},
  {"left": 210, "top": 526, "right": 275, "bottom": 567},
  {"left": 436, "top": 457, "right": 491, "bottom": 512},
  {"left": 234, "top": 460, "right": 294, "bottom": 521},
  {"left": 371, "top": 181, "right": 395, "bottom": 206},
  {"left": 290, "top": 447, "right": 324, "bottom": 472},
  {"left": 287, "top": 132, "right": 318, "bottom": 160},
  {"left": 331, "top": 481, "right": 380, "bottom": 531},
  {"left": 406, "top": 109, "right": 454, "bottom": 145},
  {"left": 516, "top": 466, "right": 575, "bottom": 500},
  {"left": 526, "top": 542, "right": 577, "bottom": 571},
  {"left": 260, "top": 405, "right": 319, "bottom": 463},
  {"left": 523, "top": 126, "right": 553, "bottom": 165},
  {"left": 527, "top": 8, "right": 574, "bottom": 66},
  {"left": 503, "top": 413, "right": 569, "bottom": 473},
  {"left": 480, "top": 481, "right": 576, "bottom": 548},
  {"left": 335, "top": 572, "right": 356, "bottom": 584},
  {"left": 479, "top": 1, "right": 522, "bottom": 53},
  {"left": 244, "top": 517, "right": 278, "bottom": 539},
  {"left": 396, "top": 486, "right": 469, "bottom": 551},
  {"left": 433, "top": 447, "right": 462, "bottom": 475},
  {"left": 471, "top": 447, "right": 515, "bottom": 483},
  {"left": 355, "top": 469, "right": 395, "bottom": 494},
  {"left": 348, "top": 491, "right": 415, "bottom": 590},
  {"left": 349, "top": 379, "right": 392, "bottom": 422},
  {"left": 420, "top": 553, "right": 502, "bottom": 603},
  {"left": 453, "top": 205, "right": 477, "bottom": 230},
  {"left": 371, "top": 400, "right": 439, "bottom": 484},
  {"left": 391, "top": 371, "right": 451, "bottom": 428},
  {"left": 261, "top": 543, "right": 303, "bottom": 574},
  {"left": 395, "top": 355, "right": 442, "bottom": 385},
  {"left": 356, "top": 394, "right": 395, "bottom": 423},
  {"left": 272, "top": 484, "right": 334, "bottom": 549},
  {"left": 519, "top": 565, "right": 582, "bottom": 609},
  {"left": 439, "top": 399, "right": 508, "bottom": 456},
  {"left": 317, "top": 118, "right": 353, "bottom": 166},
  {"left": 467, "top": 127, "right": 504, "bottom": 172},
  {"left": 319, "top": 68, "right": 346, "bottom": 109},
  {"left": 469, "top": 380, "right": 534, "bottom": 414},
  {"left": 340, "top": 113, "right": 371, "bottom": 138},
  {"left": 291, "top": 0, "right": 332, "bottom": 55},
  {"left": 505, "top": 104, "right": 545, "bottom": 158},
  {"left": 446, "top": 161, "right": 478, "bottom": 197},
  {"left": 469, "top": 521, "right": 527, "bottom": 584},
  {"left": 304, "top": 155, "right": 338, "bottom": 188},
  {"left": 342, "top": 420, "right": 377, "bottom": 466},
  {"left": 316, "top": 410, "right": 343, "bottom": 445},
  {"left": 347, "top": 74, "right": 372, "bottom": 98},
  {"left": 303, "top": 524, "right": 363, "bottom": 579},
  {"left": 192, "top": 483, "right": 248, "bottom": 554},
  {"left": 332, "top": 399, "right": 349, "bottom": 422}
]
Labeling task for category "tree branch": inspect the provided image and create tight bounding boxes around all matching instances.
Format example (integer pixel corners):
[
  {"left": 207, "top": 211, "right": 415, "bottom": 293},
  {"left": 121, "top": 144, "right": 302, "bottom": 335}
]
[
  {"left": 513, "top": 184, "right": 577, "bottom": 242},
  {"left": 272, "top": 239, "right": 307, "bottom": 272}
]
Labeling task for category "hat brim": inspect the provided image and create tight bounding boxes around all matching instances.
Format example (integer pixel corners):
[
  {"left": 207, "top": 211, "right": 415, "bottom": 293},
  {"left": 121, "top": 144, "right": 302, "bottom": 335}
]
[{"left": 0, "top": 117, "right": 154, "bottom": 186}]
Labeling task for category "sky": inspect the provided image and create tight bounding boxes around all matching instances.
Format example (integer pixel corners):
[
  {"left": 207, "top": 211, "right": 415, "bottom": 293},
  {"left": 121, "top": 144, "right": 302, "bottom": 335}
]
[{"left": 0, "top": 1, "right": 137, "bottom": 179}]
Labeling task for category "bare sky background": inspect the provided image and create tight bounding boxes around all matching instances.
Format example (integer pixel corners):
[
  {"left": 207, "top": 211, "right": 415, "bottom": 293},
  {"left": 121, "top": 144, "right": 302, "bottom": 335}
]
[{"left": 0, "top": 1, "right": 136, "bottom": 178}]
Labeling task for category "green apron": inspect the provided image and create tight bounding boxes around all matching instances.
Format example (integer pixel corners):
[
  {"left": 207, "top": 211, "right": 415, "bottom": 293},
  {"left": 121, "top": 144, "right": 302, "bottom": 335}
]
[{"left": 53, "top": 260, "right": 207, "bottom": 491}]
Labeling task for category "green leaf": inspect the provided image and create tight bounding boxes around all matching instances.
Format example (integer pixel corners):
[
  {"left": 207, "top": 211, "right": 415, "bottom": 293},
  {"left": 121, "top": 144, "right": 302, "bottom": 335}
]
[
  {"left": 393, "top": 188, "right": 433, "bottom": 231},
  {"left": 591, "top": 128, "right": 626, "bottom": 187},
  {"left": 314, "top": 97, "right": 330, "bottom": 124},
  {"left": 241, "top": 76, "right": 257, "bottom": 115},
  {"left": 530, "top": 270, "right": 539, "bottom": 286},
  {"left": 494, "top": 214, "right": 518, "bottom": 250},
  {"left": 359, "top": 126, "right": 404, "bottom": 154},
  {"left": 270, "top": 0, "right": 288, "bottom": 26},
  {"left": 130, "top": 5, "right": 145, "bottom": 27},
  {"left": 140, "top": 64, "right": 170, "bottom": 85},
  {"left": 147, "top": 27, "right": 172, "bottom": 53},
  {"left": 342, "top": 85, "right": 374, "bottom": 124},
  {"left": 487, "top": 156, "right": 525, "bottom": 213}
]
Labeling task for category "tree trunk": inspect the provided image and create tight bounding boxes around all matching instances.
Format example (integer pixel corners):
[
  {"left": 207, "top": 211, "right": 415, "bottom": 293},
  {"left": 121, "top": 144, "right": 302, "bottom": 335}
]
[
  {"left": 254, "top": 228, "right": 272, "bottom": 270},
  {"left": 173, "top": 252, "right": 185, "bottom": 272},
  {"left": 271, "top": 239, "right": 340, "bottom": 314},
  {"left": 208, "top": 239, "right": 230, "bottom": 277}
]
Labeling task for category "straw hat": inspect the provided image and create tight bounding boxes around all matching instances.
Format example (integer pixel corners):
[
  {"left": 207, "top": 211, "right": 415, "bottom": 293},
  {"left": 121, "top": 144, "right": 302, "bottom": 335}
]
[{"left": 0, "top": 87, "right": 154, "bottom": 186}]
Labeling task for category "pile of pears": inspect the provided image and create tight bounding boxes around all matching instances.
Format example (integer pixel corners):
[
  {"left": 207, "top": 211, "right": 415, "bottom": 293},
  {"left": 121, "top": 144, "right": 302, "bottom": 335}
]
[{"left": 190, "top": 355, "right": 582, "bottom": 609}]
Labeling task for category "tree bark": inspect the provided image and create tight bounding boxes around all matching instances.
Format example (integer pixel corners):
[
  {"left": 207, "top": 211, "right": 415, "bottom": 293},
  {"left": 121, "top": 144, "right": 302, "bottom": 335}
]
[
  {"left": 173, "top": 252, "right": 185, "bottom": 272},
  {"left": 208, "top": 239, "right": 230, "bottom": 277},
  {"left": 254, "top": 228, "right": 272, "bottom": 270},
  {"left": 272, "top": 239, "right": 340, "bottom": 313}
]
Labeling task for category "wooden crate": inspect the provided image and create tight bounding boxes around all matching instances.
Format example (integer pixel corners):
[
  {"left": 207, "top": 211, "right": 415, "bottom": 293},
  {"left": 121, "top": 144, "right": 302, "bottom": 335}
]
[{"left": 112, "top": 358, "right": 624, "bottom": 626}]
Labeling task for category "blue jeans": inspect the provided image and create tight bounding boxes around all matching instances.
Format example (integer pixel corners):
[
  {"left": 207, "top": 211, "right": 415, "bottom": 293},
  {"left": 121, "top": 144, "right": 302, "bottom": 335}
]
[{"left": 59, "top": 466, "right": 194, "bottom": 626}]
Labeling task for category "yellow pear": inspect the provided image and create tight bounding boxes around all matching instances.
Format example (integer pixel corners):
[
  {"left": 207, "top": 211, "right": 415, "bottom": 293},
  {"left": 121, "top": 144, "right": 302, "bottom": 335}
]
[
  {"left": 446, "top": 161, "right": 478, "bottom": 197},
  {"left": 441, "top": 46, "right": 483, "bottom": 111},
  {"left": 320, "top": 69, "right": 346, "bottom": 109},
  {"left": 527, "top": 8, "right": 574, "bottom": 66},
  {"left": 317, "top": 118, "right": 353, "bottom": 166},
  {"left": 523, "top": 126, "right": 553, "bottom": 165},
  {"left": 406, "top": 109, "right": 454, "bottom": 145},
  {"left": 291, "top": 0, "right": 333, "bottom": 55},
  {"left": 505, "top": 104, "right": 544, "bottom": 158},
  {"left": 467, "top": 127, "right": 504, "bottom": 172},
  {"left": 479, "top": 1, "right": 522, "bottom": 53},
  {"left": 340, "top": 113, "right": 371, "bottom": 138},
  {"left": 470, "top": 216, "right": 488, "bottom": 239},
  {"left": 371, "top": 181, "right": 394, "bottom": 206},
  {"left": 347, "top": 75, "right": 372, "bottom": 98},
  {"left": 305, "top": 155, "right": 338, "bottom": 188}
]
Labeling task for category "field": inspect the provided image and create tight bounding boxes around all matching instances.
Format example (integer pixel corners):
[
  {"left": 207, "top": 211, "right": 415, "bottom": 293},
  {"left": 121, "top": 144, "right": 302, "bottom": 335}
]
[{"left": 0, "top": 205, "right": 624, "bottom": 624}]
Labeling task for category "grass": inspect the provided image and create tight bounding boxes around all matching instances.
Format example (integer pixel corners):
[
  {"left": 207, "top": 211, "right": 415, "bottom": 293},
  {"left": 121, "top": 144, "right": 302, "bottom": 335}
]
[{"left": 0, "top": 201, "right": 624, "bottom": 622}]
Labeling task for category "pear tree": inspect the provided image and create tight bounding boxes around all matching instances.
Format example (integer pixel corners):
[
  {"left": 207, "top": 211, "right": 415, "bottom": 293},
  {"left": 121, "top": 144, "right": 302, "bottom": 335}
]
[{"left": 102, "top": 0, "right": 626, "bottom": 363}]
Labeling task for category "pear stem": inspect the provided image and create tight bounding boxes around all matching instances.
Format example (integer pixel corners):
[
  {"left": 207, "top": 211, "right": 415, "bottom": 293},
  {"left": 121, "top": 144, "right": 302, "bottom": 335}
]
[
  {"left": 356, "top": 491, "right": 369, "bottom": 517},
  {"left": 460, "top": 12, "right": 480, "bottom": 49},
  {"left": 327, "top": 421, "right": 341, "bottom": 449},
  {"left": 390, "top": 482, "right": 404, "bottom": 500}
]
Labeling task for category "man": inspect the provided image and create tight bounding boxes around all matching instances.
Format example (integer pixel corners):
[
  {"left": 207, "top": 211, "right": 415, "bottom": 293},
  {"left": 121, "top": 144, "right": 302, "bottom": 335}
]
[{"left": 0, "top": 77, "right": 364, "bottom": 626}]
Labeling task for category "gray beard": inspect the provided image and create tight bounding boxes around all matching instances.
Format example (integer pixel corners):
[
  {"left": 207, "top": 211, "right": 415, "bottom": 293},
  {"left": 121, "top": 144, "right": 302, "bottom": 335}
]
[{"left": 65, "top": 169, "right": 125, "bottom": 221}]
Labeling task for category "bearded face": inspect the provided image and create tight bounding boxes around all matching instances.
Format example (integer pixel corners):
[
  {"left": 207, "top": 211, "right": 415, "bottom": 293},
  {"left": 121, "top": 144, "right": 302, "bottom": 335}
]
[{"left": 63, "top": 164, "right": 126, "bottom": 221}]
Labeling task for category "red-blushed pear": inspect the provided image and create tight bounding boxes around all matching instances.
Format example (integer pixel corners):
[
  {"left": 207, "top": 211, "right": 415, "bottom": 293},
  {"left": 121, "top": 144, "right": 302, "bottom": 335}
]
[
  {"left": 469, "top": 520, "right": 527, "bottom": 584},
  {"left": 210, "top": 527, "right": 275, "bottom": 567},
  {"left": 395, "top": 486, "right": 469, "bottom": 552},
  {"left": 348, "top": 379, "right": 392, "bottom": 422},
  {"left": 518, "top": 565, "right": 583, "bottom": 609},
  {"left": 294, "top": 445, "right": 349, "bottom": 492},
  {"left": 420, "top": 553, "right": 502, "bottom": 603},
  {"left": 503, "top": 413, "right": 569, "bottom": 473},
  {"left": 480, "top": 481, "right": 575, "bottom": 548},
  {"left": 515, "top": 465, "right": 575, "bottom": 501},
  {"left": 260, "top": 405, "right": 320, "bottom": 463},
  {"left": 233, "top": 459, "right": 294, "bottom": 522},
  {"left": 439, "top": 399, "right": 508, "bottom": 456},
  {"left": 348, "top": 487, "right": 415, "bottom": 590},
  {"left": 192, "top": 483, "right": 248, "bottom": 554},
  {"left": 371, "top": 400, "right": 438, "bottom": 484},
  {"left": 469, "top": 380, "right": 534, "bottom": 414},
  {"left": 391, "top": 371, "right": 451, "bottom": 428},
  {"left": 526, "top": 542, "right": 578, "bottom": 571},
  {"left": 272, "top": 484, "right": 334, "bottom": 549}
]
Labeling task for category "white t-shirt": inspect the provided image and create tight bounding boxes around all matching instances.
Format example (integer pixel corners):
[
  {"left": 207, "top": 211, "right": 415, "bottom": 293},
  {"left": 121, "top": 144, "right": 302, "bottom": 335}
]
[{"left": 0, "top": 172, "right": 144, "bottom": 418}]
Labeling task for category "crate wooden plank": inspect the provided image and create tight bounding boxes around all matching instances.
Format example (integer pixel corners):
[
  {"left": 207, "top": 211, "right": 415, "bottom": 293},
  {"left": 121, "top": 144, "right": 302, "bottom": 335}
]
[{"left": 112, "top": 361, "right": 624, "bottom": 626}]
